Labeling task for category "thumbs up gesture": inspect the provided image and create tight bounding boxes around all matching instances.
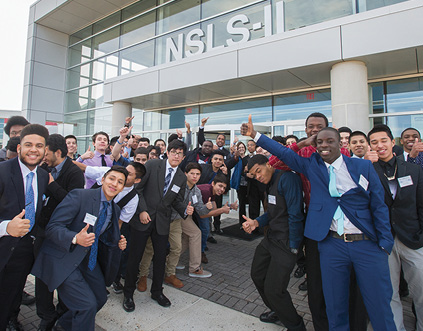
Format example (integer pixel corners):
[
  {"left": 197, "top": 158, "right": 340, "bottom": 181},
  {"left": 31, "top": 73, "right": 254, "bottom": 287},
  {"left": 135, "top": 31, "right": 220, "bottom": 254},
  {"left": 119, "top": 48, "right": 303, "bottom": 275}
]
[
  {"left": 230, "top": 199, "right": 238, "bottom": 211},
  {"left": 410, "top": 137, "right": 423, "bottom": 158},
  {"left": 240, "top": 115, "right": 256, "bottom": 138},
  {"left": 364, "top": 146, "right": 379, "bottom": 163},
  {"left": 80, "top": 146, "right": 94, "bottom": 160},
  {"left": 241, "top": 215, "right": 258, "bottom": 234},
  {"left": 75, "top": 224, "right": 95, "bottom": 247},
  {"left": 6, "top": 210, "right": 30, "bottom": 237},
  {"left": 206, "top": 197, "right": 213, "bottom": 210},
  {"left": 118, "top": 235, "right": 127, "bottom": 251},
  {"left": 186, "top": 201, "right": 194, "bottom": 215}
]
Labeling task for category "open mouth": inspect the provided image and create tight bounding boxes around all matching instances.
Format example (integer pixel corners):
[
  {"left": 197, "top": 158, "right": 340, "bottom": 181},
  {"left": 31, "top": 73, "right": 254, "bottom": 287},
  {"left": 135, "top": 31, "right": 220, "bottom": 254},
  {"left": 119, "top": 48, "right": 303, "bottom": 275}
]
[{"left": 319, "top": 150, "right": 330, "bottom": 156}]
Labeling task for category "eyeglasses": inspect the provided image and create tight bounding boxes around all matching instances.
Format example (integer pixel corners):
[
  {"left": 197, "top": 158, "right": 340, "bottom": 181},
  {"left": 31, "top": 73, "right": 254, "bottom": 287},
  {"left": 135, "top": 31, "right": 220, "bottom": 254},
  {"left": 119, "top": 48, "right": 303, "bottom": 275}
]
[{"left": 169, "top": 150, "right": 184, "bottom": 157}]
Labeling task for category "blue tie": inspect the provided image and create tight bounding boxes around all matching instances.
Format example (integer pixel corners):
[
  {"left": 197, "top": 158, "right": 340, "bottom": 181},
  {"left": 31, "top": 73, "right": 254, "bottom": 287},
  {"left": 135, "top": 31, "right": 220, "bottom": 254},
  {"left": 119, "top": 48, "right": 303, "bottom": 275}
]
[
  {"left": 163, "top": 168, "right": 174, "bottom": 196},
  {"left": 25, "top": 172, "right": 36, "bottom": 231},
  {"left": 88, "top": 201, "right": 109, "bottom": 271},
  {"left": 328, "top": 165, "right": 344, "bottom": 235}
]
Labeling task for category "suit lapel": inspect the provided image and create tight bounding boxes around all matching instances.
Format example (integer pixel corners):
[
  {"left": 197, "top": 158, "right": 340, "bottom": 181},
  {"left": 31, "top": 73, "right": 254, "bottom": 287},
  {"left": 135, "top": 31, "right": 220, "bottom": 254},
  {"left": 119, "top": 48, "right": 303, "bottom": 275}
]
[
  {"left": 373, "top": 162, "right": 393, "bottom": 202},
  {"left": 10, "top": 158, "right": 25, "bottom": 210},
  {"left": 158, "top": 160, "right": 166, "bottom": 196},
  {"left": 395, "top": 158, "right": 407, "bottom": 202}
]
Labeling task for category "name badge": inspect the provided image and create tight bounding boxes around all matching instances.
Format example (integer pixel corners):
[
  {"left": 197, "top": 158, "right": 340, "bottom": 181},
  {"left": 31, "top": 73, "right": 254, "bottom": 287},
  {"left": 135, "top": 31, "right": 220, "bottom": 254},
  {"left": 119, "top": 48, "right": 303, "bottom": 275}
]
[
  {"left": 268, "top": 195, "right": 276, "bottom": 205},
  {"left": 171, "top": 185, "right": 180, "bottom": 193},
  {"left": 192, "top": 195, "right": 198, "bottom": 204},
  {"left": 398, "top": 175, "right": 413, "bottom": 188},
  {"left": 359, "top": 174, "right": 369, "bottom": 191},
  {"left": 83, "top": 213, "right": 97, "bottom": 226}
]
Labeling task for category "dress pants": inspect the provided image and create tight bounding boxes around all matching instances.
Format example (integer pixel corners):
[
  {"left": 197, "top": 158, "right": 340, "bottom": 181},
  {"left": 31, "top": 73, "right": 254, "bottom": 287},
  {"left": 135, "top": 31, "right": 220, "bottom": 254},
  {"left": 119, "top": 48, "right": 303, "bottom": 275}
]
[
  {"left": 237, "top": 185, "right": 248, "bottom": 226},
  {"left": 213, "top": 194, "right": 223, "bottom": 231},
  {"left": 57, "top": 257, "right": 107, "bottom": 331},
  {"left": 0, "top": 235, "right": 34, "bottom": 330},
  {"left": 318, "top": 236, "right": 395, "bottom": 331},
  {"left": 181, "top": 215, "right": 202, "bottom": 273},
  {"left": 389, "top": 237, "right": 423, "bottom": 331},
  {"left": 115, "top": 222, "right": 131, "bottom": 282},
  {"left": 251, "top": 235, "right": 305, "bottom": 331},
  {"left": 247, "top": 180, "right": 262, "bottom": 220},
  {"left": 124, "top": 223, "right": 169, "bottom": 297}
]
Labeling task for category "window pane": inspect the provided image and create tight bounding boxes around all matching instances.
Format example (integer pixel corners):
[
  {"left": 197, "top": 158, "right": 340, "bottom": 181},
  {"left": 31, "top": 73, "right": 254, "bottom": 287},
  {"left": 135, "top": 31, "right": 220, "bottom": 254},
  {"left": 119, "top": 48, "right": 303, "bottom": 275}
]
[
  {"left": 120, "top": 11, "right": 156, "bottom": 48},
  {"left": 386, "top": 114, "right": 423, "bottom": 140},
  {"left": 92, "top": 27, "right": 120, "bottom": 58},
  {"left": 90, "top": 84, "right": 104, "bottom": 108},
  {"left": 92, "top": 53, "right": 119, "bottom": 83},
  {"left": 274, "top": 90, "right": 331, "bottom": 122},
  {"left": 201, "top": 98, "right": 272, "bottom": 125},
  {"left": 88, "top": 107, "right": 113, "bottom": 133},
  {"left": 143, "top": 111, "right": 161, "bottom": 131},
  {"left": 67, "top": 63, "right": 91, "bottom": 89},
  {"left": 131, "top": 108, "right": 145, "bottom": 134},
  {"left": 120, "top": 41, "right": 155, "bottom": 75},
  {"left": 66, "top": 87, "right": 89, "bottom": 112},
  {"left": 93, "top": 12, "right": 121, "bottom": 34},
  {"left": 386, "top": 78, "right": 423, "bottom": 114},
  {"left": 68, "top": 39, "right": 92, "bottom": 67},
  {"left": 201, "top": 0, "right": 257, "bottom": 19},
  {"left": 370, "top": 82, "right": 385, "bottom": 115},
  {"left": 363, "top": 0, "right": 408, "bottom": 12},
  {"left": 162, "top": 106, "right": 199, "bottom": 129},
  {"left": 122, "top": 0, "right": 156, "bottom": 21},
  {"left": 64, "top": 112, "right": 89, "bottom": 136},
  {"left": 156, "top": 0, "right": 200, "bottom": 35},
  {"left": 69, "top": 26, "right": 92, "bottom": 45}
]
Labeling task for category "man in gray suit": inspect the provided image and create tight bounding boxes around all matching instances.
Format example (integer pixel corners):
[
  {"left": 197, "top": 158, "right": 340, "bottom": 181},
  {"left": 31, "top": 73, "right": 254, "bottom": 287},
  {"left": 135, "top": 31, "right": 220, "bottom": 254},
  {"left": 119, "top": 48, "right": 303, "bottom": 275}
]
[{"left": 123, "top": 139, "right": 193, "bottom": 311}]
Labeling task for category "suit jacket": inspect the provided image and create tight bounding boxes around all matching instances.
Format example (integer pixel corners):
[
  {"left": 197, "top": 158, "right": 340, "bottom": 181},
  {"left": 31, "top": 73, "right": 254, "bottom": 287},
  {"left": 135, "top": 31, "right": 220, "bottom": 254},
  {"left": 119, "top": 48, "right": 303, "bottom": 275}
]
[
  {"left": 374, "top": 157, "right": 423, "bottom": 249},
  {"left": 132, "top": 159, "right": 187, "bottom": 235},
  {"left": 31, "top": 188, "right": 121, "bottom": 291},
  {"left": 0, "top": 157, "right": 49, "bottom": 271},
  {"left": 257, "top": 134, "right": 394, "bottom": 253}
]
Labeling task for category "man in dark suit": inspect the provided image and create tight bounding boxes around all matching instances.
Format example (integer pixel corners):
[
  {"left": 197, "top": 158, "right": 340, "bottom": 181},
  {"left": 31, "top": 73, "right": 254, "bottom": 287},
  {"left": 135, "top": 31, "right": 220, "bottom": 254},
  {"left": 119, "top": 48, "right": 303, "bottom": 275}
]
[
  {"left": 241, "top": 116, "right": 396, "bottom": 330},
  {"left": 32, "top": 166, "right": 128, "bottom": 331},
  {"left": 35, "top": 134, "right": 85, "bottom": 331},
  {"left": 123, "top": 139, "right": 192, "bottom": 311},
  {"left": 369, "top": 125, "right": 423, "bottom": 330},
  {"left": 0, "top": 124, "right": 50, "bottom": 331}
]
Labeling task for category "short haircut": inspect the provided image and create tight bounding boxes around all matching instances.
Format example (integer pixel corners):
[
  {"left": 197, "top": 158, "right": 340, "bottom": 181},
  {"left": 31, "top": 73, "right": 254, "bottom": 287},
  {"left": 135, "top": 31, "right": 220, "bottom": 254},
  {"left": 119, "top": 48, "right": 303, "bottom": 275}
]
[
  {"left": 147, "top": 145, "right": 161, "bottom": 155},
  {"left": 349, "top": 131, "right": 367, "bottom": 143},
  {"left": 128, "top": 161, "right": 146, "bottom": 179},
  {"left": 368, "top": 124, "right": 394, "bottom": 140},
  {"left": 247, "top": 154, "right": 269, "bottom": 170},
  {"left": 285, "top": 134, "right": 299, "bottom": 142},
  {"left": 154, "top": 138, "right": 166, "bottom": 146},
  {"left": 236, "top": 141, "right": 246, "bottom": 149},
  {"left": 247, "top": 139, "right": 256, "bottom": 145},
  {"left": 316, "top": 127, "right": 340, "bottom": 142},
  {"left": 134, "top": 147, "right": 149, "bottom": 158},
  {"left": 338, "top": 126, "right": 352, "bottom": 134},
  {"left": 103, "top": 165, "right": 128, "bottom": 183},
  {"left": 216, "top": 133, "right": 226, "bottom": 140},
  {"left": 110, "top": 136, "right": 119, "bottom": 146},
  {"left": 6, "top": 137, "right": 20, "bottom": 153},
  {"left": 213, "top": 173, "right": 229, "bottom": 193},
  {"left": 211, "top": 150, "right": 225, "bottom": 159},
  {"left": 139, "top": 137, "right": 150, "bottom": 144},
  {"left": 305, "top": 112, "right": 329, "bottom": 127},
  {"left": 202, "top": 140, "right": 213, "bottom": 146},
  {"left": 46, "top": 134, "right": 68, "bottom": 158},
  {"left": 4, "top": 116, "right": 30, "bottom": 136},
  {"left": 167, "top": 133, "right": 179, "bottom": 144},
  {"left": 92, "top": 131, "right": 110, "bottom": 144},
  {"left": 65, "top": 134, "right": 77, "bottom": 142},
  {"left": 20, "top": 124, "right": 49, "bottom": 143},
  {"left": 167, "top": 139, "right": 187, "bottom": 155},
  {"left": 400, "top": 127, "right": 421, "bottom": 139},
  {"left": 272, "top": 135, "right": 286, "bottom": 144},
  {"left": 185, "top": 162, "right": 202, "bottom": 174}
]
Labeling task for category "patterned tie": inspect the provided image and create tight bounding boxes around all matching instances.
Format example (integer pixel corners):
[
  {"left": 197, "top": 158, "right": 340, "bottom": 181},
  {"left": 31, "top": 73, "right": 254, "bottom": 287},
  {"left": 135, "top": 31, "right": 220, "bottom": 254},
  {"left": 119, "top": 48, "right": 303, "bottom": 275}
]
[
  {"left": 100, "top": 154, "right": 107, "bottom": 167},
  {"left": 25, "top": 172, "right": 36, "bottom": 231},
  {"left": 88, "top": 201, "right": 109, "bottom": 271},
  {"left": 163, "top": 168, "right": 174, "bottom": 196},
  {"left": 328, "top": 165, "right": 344, "bottom": 235}
]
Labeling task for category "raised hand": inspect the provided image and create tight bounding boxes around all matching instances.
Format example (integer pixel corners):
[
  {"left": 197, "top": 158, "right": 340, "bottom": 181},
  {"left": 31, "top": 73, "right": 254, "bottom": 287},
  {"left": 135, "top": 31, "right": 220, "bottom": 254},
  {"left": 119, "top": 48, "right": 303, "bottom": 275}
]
[
  {"left": 185, "top": 121, "right": 191, "bottom": 133},
  {"left": 6, "top": 210, "right": 30, "bottom": 237},
  {"left": 76, "top": 224, "right": 95, "bottom": 247},
  {"left": 410, "top": 138, "right": 423, "bottom": 158},
  {"left": 186, "top": 201, "right": 194, "bottom": 215},
  {"left": 242, "top": 215, "right": 257, "bottom": 234},
  {"left": 80, "top": 146, "right": 94, "bottom": 160},
  {"left": 240, "top": 115, "right": 256, "bottom": 138},
  {"left": 230, "top": 199, "right": 238, "bottom": 211},
  {"left": 201, "top": 117, "right": 209, "bottom": 127},
  {"left": 221, "top": 202, "right": 230, "bottom": 214},
  {"left": 125, "top": 116, "right": 134, "bottom": 124},
  {"left": 206, "top": 197, "right": 213, "bottom": 209},
  {"left": 120, "top": 126, "right": 132, "bottom": 138},
  {"left": 364, "top": 146, "right": 379, "bottom": 163}
]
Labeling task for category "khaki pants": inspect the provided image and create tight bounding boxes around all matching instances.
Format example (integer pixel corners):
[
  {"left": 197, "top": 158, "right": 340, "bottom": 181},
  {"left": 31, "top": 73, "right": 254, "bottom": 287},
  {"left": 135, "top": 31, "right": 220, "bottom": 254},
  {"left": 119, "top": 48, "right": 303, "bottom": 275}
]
[
  {"left": 138, "top": 219, "right": 183, "bottom": 277},
  {"left": 181, "top": 215, "right": 202, "bottom": 273}
]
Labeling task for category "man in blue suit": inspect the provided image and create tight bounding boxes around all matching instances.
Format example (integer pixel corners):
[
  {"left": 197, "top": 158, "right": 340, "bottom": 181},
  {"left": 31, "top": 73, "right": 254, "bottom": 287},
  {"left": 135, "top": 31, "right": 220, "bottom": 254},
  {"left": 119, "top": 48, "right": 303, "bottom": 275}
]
[
  {"left": 32, "top": 166, "right": 128, "bottom": 331},
  {"left": 241, "top": 116, "right": 395, "bottom": 330}
]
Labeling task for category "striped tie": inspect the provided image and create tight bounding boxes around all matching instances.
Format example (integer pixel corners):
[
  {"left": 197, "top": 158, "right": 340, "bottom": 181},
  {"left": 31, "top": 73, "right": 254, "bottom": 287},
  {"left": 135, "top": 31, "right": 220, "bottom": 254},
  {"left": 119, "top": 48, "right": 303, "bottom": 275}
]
[{"left": 328, "top": 165, "right": 344, "bottom": 235}]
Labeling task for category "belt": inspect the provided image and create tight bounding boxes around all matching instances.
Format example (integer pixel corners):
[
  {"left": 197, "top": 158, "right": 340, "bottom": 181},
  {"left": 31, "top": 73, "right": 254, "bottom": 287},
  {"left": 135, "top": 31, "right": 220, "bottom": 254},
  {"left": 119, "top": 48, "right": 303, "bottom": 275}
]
[{"left": 330, "top": 231, "right": 370, "bottom": 242}]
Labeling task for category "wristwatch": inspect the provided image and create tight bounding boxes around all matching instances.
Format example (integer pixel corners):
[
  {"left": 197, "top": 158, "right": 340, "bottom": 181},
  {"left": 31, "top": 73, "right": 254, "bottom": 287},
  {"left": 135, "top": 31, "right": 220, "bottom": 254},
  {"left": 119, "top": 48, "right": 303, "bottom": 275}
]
[{"left": 72, "top": 235, "right": 77, "bottom": 245}]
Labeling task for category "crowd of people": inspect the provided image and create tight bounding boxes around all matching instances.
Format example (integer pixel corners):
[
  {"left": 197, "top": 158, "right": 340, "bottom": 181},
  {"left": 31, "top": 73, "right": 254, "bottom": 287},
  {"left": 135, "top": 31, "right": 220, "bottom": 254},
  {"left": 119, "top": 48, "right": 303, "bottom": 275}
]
[{"left": 0, "top": 112, "right": 421, "bottom": 331}]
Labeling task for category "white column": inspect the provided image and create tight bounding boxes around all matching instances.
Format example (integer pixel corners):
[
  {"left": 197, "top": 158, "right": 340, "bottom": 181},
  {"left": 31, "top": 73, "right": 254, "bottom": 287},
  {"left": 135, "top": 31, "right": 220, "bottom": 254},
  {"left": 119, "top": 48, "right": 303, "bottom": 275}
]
[
  {"left": 111, "top": 101, "right": 132, "bottom": 136},
  {"left": 330, "top": 61, "right": 370, "bottom": 133}
]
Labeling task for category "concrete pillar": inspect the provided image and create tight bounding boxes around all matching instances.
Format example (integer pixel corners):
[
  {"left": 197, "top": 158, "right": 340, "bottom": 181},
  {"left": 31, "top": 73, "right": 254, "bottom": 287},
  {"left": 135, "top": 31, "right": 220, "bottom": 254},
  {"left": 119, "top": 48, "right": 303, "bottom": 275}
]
[
  {"left": 111, "top": 101, "right": 132, "bottom": 136},
  {"left": 330, "top": 61, "right": 370, "bottom": 133}
]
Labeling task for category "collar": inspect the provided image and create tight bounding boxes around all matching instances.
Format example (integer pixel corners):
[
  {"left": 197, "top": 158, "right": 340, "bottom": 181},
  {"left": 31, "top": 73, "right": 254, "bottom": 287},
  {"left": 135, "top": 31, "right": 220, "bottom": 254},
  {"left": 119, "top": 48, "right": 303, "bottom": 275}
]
[
  {"left": 18, "top": 157, "right": 37, "bottom": 177},
  {"left": 94, "top": 150, "right": 106, "bottom": 157},
  {"left": 165, "top": 160, "right": 178, "bottom": 172},
  {"left": 325, "top": 155, "right": 343, "bottom": 170},
  {"left": 54, "top": 158, "right": 66, "bottom": 174},
  {"left": 122, "top": 185, "right": 134, "bottom": 192},
  {"left": 100, "top": 188, "right": 112, "bottom": 202},
  {"left": 404, "top": 151, "right": 409, "bottom": 159},
  {"left": 378, "top": 156, "right": 396, "bottom": 168}
]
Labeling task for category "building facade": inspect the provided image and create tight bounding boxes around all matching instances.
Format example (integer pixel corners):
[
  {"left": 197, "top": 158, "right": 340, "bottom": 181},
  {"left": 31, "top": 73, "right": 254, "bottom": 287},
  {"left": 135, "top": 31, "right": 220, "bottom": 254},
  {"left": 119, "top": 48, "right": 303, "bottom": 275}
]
[{"left": 23, "top": 0, "right": 423, "bottom": 152}]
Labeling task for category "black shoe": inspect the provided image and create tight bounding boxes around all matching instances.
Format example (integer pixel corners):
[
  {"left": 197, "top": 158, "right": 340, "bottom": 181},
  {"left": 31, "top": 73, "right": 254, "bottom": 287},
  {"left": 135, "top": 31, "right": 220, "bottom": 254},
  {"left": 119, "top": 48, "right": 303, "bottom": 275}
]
[
  {"left": 259, "top": 311, "right": 279, "bottom": 323},
  {"left": 298, "top": 279, "right": 308, "bottom": 291},
  {"left": 201, "top": 252, "right": 208, "bottom": 264},
  {"left": 22, "top": 290, "right": 36, "bottom": 305},
  {"left": 123, "top": 296, "right": 135, "bottom": 312},
  {"left": 112, "top": 281, "right": 124, "bottom": 294},
  {"left": 151, "top": 293, "right": 171, "bottom": 307},
  {"left": 207, "top": 236, "right": 217, "bottom": 244},
  {"left": 52, "top": 323, "right": 66, "bottom": 331},
  {"left": 294, "top": 266, "right": 305, "bottom": 278},
  {"left": 7, "top": 319, "right": 23, "bottom": 331},
  {"left": 37, "top": 317, "right": 58, "bottom": 331}
]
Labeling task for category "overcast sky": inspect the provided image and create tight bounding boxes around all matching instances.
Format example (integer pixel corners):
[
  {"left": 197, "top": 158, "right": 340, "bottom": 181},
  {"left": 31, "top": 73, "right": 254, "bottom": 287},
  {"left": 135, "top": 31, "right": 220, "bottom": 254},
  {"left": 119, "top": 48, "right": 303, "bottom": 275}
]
[{"left": 0, "top": 0, "right": 35, "bottom": 111}]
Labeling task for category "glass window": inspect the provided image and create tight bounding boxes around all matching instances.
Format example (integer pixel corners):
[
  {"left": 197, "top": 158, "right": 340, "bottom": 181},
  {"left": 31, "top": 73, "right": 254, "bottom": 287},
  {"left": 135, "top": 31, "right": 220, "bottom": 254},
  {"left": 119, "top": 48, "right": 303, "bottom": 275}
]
[
  {"left": 120, "top": 11, "right": 156, "bottom": 48},
  {"left": 386, "top": 78, "right": 423, "bottom": 114},
  {"left": 131, "top": 108, "right": 145, "bottom": 134},
  {"left": 162, "top": 106, "right": 199, "bottom": 129},
  {"left": 88, "top": 107, "right": 113, "bottom": 134},
  {"left": 156, "top": 0, "right": 200, "bottom": 35},
  {"left": 64, "top": 112, "right": 89, "bottom": 137},
  {"left": 141, "top": 132, "right": 162, "bottom": 143},
  {"left": 67, "top": 63, "right": 91, "bottom": 89},
  {"left": 201, "top": 98, "right": 272, "bottom": 125},
  {"left": 370, "top": 82, "right": 385, "bottom": 115},
  {"left": 69, "top": 26, "right": 93, "bottom": 45},
  {"left": 66, "top": 87, "right": 90, "bottom": 112},
  {"left": 90, "top": 84, "right": 104, "bottom": 109},
  {"left": 386, "top": 114, "right": 423, "bottom": 140},
  {"left": 122, "top": 0, "right": 156, "bottom": 21},
  {"left": 362, "top": 0, "right": 408, "bottom": 12},
  {"left": 92, "top": 27, "right": 120, "bottom": 59},
  {"left": 201, "top": 0, "right": 257, "bottom": 19},
  {"left": 284, "top": 0, "right": 352, "bottom": 31},
  {"left": 68, "top": 39, "right": 92, "bottom": 67},
  {"left": 92, "top": 53, "right": 119, "bottom": 83},
  {"left": 143, "top": 111, "right": 162, "bottom": 131},
  {"left": 93, "top": 12, "right": 121, "bottom": 34},
  {"left": 274, "top": 90, "right": 331, "bottom": 122},
  {"left": 120, "top": 40, "right": 155, "bottom": 75}
]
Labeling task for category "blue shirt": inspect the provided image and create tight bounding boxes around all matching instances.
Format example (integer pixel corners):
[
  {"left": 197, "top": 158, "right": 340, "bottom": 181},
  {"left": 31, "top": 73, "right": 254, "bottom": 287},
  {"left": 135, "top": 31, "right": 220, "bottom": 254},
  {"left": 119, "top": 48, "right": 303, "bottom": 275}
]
[
  {"left": 50, "top": 158, "right": 67, "bottom": 180},
  {"left": 98, "top": 189, "right": 112, "bottom": 234}
]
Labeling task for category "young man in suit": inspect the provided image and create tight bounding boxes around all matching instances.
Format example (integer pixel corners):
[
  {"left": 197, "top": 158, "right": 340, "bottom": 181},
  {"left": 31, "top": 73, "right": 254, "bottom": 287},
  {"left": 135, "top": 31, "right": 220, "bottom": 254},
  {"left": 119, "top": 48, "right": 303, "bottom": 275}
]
[
  {"left": 123, "top": 139, "right": 193, "bottom": 311},
  {"left": 368, "top": 124, "right": 423, "bottom": 331},
  {"left": 241, "top": 116, "right": 396, "bottom": 330},
  {"left": 399, "top": 127, "right": 423, "bottom": 167},
  {"left": 32, "top": 166, "right": 128, "bottom": 331},
  {"left": 0, "top": 124, "right": 50, "bottom": 331},
  {"left": 35, "top": 134, "right": 85, "bottom": 331}
]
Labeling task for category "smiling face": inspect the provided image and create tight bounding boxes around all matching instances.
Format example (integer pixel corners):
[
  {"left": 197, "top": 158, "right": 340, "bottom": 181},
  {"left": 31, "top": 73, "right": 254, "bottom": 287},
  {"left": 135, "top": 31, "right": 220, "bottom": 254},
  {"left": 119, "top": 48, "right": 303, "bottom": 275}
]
[
  {"left": 316, "top": 129, "right": 342, "bottom": 164},
  {"left": 286, "top": 137, "right": 296, "bottom": 146},
  {"left": 101, "top": 170, "right": 126, "bottom": 200},
  {"left": 66, "top": 137, "right": 77, "bottom": 155},
  {"left": 167, "top": 148, "right": 185, "bottom": 167},
  {"left": 216, "top": 134, "right": 225, "bottom": 148},
  {"left": 400, "top": 129, "right": 420, "bottom": 153},
  {"left": 305, "top": 117, "right": 326, "bottom": 137},
  {"left": 349, "top": 134, "right": 368, "bottom": 158},
  {"left": 93, "top": 134, "right": 108, "bottom": 153},
  {"left": 212, "top": 181, "right": 227, "bottom": 196},
  {"left": 369, "top": 131, "right": 395, "bottom": 162},
  {"left": 43, "top": 146, "right": 62, "bottom": 167},
  {"left": 237, "top": 143, "right": 246, "bottom": 156},
  {"left": 201, "top": 141, "right": 213, "bottom": 155},
  {"left": 125, "top": 165, "right": 138, "bottom": 187},
  {"left": 134, "top": 153, "right": 148, "bottom": 164},
  {"left": 211, "top": 154, "right": 224, "bottom": 171},
  {"left": 247, "top": 140, "right": 256, "bottom": 154},
  {"left": 155, "top": 140, "right": 166, "bottom": 154},
  {"left": 18, "top": 134, "right": 46, "bottom": 170},
  {"left": 249, "top": 163, "right": 273, "bottom": 184},
  {"left": 340, "top": 132, "right": 350, "bottom": 149}
]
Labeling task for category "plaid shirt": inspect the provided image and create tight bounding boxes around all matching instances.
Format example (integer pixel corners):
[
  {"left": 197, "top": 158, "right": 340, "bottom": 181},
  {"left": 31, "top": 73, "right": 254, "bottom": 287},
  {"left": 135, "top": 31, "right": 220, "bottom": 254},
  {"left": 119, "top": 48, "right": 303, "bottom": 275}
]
[{"left": 269, "top": 142, "right": 351, "bottom": 209}]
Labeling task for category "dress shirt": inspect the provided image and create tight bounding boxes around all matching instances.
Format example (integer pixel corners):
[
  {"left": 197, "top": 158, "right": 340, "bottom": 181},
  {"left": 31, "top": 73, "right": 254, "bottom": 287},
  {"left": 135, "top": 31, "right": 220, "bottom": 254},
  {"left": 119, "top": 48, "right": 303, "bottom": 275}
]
[
  {"left": 77, "top": 151, "right": 113, "bottom": 188},
  {"left": 85, "top": 166, "right": 110, "bottom": 185},
  {"left": 377, "top": 157, "right": 398, "bottom": 199},
  {"left": 99, "top": 189, "right": 112, "bottom": 234},
  {"left": 114, "top": 185, "right": 139, "bottom": 223},
  {"left": 165, "top": 160, "right": 178, "bottom": 185},
  {"left": 405, "top": 150, "right": 423, "bottom": 168},
  {"left": 50, "top": 158, "right": 66, "bottom": 180},
  {"left": 325, "top": 156, "right": 362, "bottom": 234},
  {"left": 171, "top": 184, "right": 209, "bottom": 221}
]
